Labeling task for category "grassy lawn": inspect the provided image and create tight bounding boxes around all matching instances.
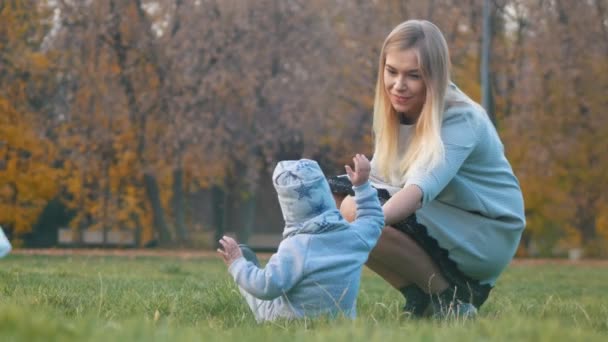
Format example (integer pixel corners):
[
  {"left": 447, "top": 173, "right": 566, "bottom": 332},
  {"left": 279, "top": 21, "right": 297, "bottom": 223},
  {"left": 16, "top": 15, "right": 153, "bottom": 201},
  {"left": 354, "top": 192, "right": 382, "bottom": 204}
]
[{"left": 1, "top": 254, "right": 607, "bottom": 341}]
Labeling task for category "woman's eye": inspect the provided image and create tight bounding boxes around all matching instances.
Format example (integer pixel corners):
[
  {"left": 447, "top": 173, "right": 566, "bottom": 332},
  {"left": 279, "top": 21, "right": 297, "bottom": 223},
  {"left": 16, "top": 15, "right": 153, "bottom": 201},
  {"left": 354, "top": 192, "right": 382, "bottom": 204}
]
[
  {"left": 386, "top": 68, "right": 397, "bottom": 75},
  {"left": 409, "top": 74, "right": 420, "bottom": 79}
]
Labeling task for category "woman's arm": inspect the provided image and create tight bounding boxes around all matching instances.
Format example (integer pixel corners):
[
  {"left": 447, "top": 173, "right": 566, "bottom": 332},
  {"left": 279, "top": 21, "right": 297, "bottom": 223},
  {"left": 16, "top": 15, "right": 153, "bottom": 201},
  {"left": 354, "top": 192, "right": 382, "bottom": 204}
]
[
  {"left": 383, "top": 110, "right": 476, "bottom": 225},
  {"left": 382, "top": 184, "right": 423, "bottom": 226}
]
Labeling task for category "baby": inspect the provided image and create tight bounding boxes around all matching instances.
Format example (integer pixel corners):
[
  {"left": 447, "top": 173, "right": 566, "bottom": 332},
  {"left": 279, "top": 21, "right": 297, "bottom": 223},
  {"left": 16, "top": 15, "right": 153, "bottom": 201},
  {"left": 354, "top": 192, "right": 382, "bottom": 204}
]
[{"left": 217, "top": 154, "right": 384, "bottom": 322}]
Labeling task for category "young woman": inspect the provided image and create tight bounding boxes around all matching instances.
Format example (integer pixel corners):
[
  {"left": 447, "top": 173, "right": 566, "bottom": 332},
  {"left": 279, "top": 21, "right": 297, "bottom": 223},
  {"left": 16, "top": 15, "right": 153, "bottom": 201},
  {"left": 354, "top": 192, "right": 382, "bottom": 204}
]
[{"left": 329, "top": 20, "right": 525, "bottom": 318}]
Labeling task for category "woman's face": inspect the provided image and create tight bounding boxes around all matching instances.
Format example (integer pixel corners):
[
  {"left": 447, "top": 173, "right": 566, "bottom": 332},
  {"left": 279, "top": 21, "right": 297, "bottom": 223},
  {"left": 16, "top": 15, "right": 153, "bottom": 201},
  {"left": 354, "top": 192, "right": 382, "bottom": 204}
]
[{"left": 383, "top": 48, "right": 426, "bottom": 122}]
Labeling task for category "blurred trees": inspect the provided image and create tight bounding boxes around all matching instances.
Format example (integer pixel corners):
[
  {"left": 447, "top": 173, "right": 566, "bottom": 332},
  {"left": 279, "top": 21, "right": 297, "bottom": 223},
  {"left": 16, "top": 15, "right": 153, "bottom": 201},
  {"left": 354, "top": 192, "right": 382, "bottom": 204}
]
[
  {"left": 493, "top": 0, "right": 608, "bottom": 256},
  {"left": 0, "top": 0, "right": 606, "bottom": 256},
  {"left": 0, "top": 1, "right": 61, "bottom": 244}
]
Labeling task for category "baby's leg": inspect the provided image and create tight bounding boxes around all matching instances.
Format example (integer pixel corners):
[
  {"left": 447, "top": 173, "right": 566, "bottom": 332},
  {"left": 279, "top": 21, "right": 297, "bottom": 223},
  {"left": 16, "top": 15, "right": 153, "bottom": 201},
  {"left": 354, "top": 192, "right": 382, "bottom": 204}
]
[{"left": 237, "top": 286, "right": 277, "bottom": 322}]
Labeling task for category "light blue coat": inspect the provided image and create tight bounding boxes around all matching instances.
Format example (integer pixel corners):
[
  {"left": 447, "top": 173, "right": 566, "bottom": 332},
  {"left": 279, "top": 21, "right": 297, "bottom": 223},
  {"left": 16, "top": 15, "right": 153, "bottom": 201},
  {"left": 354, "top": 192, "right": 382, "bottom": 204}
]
[
  {"left": 370, "top": 103, "right": 526, "bottom": 285},
  {"left": 228, "top": 181, "right": 384, "bottom": 322}
]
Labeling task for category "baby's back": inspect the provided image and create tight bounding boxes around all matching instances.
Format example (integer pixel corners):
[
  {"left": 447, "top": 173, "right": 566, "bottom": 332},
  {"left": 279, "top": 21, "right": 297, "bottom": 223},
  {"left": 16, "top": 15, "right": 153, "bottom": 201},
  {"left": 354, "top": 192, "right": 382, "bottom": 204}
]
[{"left": 281, "top": 227, "right": 375, "bottom": 318}]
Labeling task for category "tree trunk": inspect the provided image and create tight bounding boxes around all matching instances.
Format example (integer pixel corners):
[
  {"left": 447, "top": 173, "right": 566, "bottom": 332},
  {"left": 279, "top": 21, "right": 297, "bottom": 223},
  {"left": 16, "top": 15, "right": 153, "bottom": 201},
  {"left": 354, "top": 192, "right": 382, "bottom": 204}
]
[
  {"left": 480, "top": 0, "right": 496, "bottom": 126},
  {"left": 144, "top": 173, "right": 172, "bottom": 244},
  {"left": 237, "top": 189, "right": 257, "bottom": 244},
  {"left": 212, "top": 184, "right": 227, "bottom": 248},
  {"left": 110, "top": 0, "right": 175, "bottom": 245},
  {"left": 102, "top": 163, "right": 110, "bottom": 245},
  {"left": 577, "top": 197, "right": 598, "bottom": 246},
  {"left": 172, "top": 167, "right": 187, "bottom": 243}
]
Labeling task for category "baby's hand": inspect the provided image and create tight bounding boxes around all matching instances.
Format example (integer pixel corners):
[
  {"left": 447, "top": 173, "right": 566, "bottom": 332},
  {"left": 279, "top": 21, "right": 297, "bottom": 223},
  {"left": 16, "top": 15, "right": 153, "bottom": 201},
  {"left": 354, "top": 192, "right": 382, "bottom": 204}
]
[
  {"left": 217, "top": 236, "right": 243, "bottom": 266},
  {"left": 345, "top": 154, "right": 371, "bottom": 187}
]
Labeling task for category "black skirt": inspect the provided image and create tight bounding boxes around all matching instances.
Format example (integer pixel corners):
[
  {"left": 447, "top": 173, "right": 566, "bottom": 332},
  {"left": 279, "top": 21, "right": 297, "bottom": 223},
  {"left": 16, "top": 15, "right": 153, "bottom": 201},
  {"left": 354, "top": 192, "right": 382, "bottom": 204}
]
[{"left": 327, "top": 175, "right": 492, "bottom": 308}]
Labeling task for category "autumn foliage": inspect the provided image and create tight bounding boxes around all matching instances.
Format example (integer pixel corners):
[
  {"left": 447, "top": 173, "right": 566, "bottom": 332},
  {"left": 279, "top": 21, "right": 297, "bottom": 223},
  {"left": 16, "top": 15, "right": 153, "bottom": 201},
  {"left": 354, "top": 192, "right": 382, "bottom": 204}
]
[{"left": 1, "top": 0, "right": 606, "bottom": 256}]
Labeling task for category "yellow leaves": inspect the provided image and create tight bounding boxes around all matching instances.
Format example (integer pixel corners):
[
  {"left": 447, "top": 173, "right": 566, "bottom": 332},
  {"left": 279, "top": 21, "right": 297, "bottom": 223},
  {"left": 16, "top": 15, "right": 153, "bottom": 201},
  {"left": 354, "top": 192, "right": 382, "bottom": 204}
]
[
  {"left": 0, "top": 0, "right": 604, "bottom": 251},
  {"left": 64, "top": 174, "right": 83, "bottom": 204},
  {"left": 110, "top": 63, "right": 122, "bottom": 76},
  {"left": 0, "top": 97, "right": 16, "bottom": 119},
  {"left": 452, "top": 54, "right": 481, "bottom": 104},
  {"left": 7, "top": 206, "right": 43, "bottom": 235},
  {"left": 0, "top": 4, "right": 30, "bottom": 42},
  {"left": 27, "top": 52, "right": 51, "bottom": 72},
  {"left": 595, "top": 206, "right": 608, "bottom": 244},
  {"left": 0, "top": 172, "right": 57, "bottom": 234},
  {"left": 493, "top": 2, "right": 608, "bottom": 255},
  {"left": 556, "top": 224, "right": 582, "bottom": 250},
  {"left": 0, "top": 92, "right": 61, "bottom": 235},
  {"left": 143, "top": 64, "right": 160, "bottom": 89}
]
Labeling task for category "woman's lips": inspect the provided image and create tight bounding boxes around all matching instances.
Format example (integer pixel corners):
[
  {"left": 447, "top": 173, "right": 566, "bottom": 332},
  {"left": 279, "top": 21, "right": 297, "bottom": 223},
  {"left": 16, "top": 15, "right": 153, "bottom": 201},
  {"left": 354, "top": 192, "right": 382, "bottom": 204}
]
[{"left": 392, "top": 94, "right": 410, "bottom": 104}]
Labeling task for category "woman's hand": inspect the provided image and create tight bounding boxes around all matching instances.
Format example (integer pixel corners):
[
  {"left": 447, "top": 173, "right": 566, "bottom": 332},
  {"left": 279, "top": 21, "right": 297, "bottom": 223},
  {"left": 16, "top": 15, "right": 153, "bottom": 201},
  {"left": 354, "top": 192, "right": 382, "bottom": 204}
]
[
  {"left": 345, "top": 154, "right": 371, "bottom": 187},
  {"left": 217, "top": 236, "right": 243, "bottom": 266}
]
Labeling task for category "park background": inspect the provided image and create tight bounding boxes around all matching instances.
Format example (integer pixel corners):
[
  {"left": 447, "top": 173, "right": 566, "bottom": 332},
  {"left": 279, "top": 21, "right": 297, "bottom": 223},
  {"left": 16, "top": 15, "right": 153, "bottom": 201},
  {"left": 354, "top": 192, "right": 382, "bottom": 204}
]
[{"left": 1, "top": 0, "right": 607, "bottom": 258}]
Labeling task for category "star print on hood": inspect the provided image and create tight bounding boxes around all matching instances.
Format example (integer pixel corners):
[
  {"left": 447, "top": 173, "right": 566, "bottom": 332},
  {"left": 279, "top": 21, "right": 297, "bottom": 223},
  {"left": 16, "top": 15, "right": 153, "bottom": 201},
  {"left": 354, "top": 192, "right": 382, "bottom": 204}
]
[{"left": 272, "top": 159, "right": 348, "bottom": 239}]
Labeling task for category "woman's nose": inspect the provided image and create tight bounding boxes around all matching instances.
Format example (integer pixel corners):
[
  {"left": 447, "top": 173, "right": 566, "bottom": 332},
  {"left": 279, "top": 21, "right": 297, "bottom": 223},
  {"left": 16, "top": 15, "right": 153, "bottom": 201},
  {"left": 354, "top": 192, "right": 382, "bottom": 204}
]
[{"left": 395, "top": 77, "right": 406, "bottom": 91}]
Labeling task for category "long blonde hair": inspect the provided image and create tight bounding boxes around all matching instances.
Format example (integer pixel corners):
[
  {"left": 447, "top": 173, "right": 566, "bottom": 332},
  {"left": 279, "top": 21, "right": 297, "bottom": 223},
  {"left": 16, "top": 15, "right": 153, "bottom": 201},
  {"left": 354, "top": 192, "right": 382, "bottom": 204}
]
[{"left": 372, "top": 20, "right": 452, "bottom": 184}]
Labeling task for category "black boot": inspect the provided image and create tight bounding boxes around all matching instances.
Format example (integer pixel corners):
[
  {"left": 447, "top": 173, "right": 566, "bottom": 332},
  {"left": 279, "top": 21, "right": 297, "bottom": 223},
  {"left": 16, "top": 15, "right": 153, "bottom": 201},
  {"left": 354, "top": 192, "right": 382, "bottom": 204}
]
[
  {"left": 399, "top": 284, "right": 431, "bottom": 318},
  {"left": 431, "top": 286, "right": 477, "bottom": 320}
]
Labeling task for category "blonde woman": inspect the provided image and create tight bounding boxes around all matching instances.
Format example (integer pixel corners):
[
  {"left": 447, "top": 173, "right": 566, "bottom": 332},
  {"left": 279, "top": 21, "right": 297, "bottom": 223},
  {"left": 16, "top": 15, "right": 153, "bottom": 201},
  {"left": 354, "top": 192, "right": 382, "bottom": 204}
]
[{"left": 329, "top": 20, "right": 525, "bottom": 318}]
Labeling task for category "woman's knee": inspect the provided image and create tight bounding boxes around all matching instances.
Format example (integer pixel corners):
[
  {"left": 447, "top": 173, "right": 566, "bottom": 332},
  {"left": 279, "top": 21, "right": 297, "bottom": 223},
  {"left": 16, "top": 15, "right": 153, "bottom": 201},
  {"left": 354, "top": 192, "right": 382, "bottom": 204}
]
[
  {"left": 370, "top": 226, "right": 437, "bottom": 265},
  {"left": 339, "top": 195, "right": 357, "bottom": 222}
]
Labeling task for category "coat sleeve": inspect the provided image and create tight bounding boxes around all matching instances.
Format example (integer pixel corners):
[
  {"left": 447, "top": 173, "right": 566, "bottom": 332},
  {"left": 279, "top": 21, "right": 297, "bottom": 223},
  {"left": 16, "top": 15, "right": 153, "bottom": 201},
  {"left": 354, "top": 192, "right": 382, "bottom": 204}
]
[
  {"left": 228, "top": 238, "right": 307, "bottom": 300},
  {"left": 405, "top": 109, "right": 481, "bottom": 206},
  {"left": 350, "top": 182, "right": 385, "bottom": 248}
]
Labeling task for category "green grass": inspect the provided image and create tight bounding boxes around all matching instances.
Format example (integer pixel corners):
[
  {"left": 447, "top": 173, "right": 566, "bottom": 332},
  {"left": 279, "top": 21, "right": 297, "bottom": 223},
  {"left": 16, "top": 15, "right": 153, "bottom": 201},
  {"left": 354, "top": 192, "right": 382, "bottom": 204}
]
[{"left": 1, "top": 255, "right": 607, "bottom": 341}]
